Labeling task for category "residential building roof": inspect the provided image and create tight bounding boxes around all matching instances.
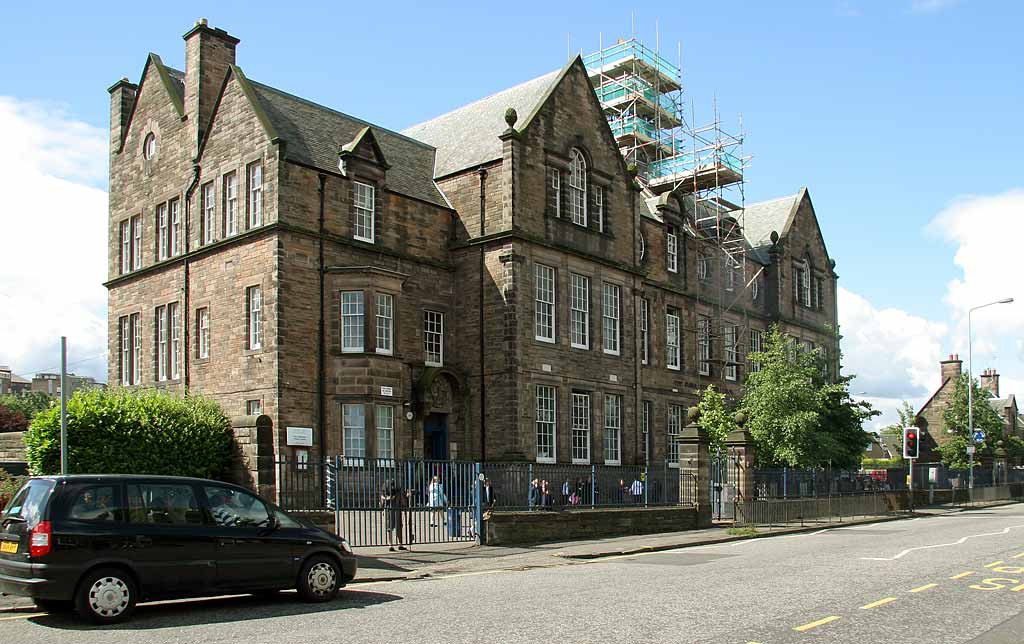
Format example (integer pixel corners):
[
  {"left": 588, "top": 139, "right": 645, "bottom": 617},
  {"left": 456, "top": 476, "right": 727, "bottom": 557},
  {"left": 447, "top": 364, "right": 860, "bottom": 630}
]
[
  {"left": 402, "top": 69, "right": 561, "bottom": 178},
  {"left": 166, "top": 66, "right": 449, "bottom": 208}
]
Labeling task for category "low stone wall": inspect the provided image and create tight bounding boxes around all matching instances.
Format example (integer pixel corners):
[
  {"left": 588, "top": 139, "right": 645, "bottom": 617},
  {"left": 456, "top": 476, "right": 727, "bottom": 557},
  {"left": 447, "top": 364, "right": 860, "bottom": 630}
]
[
  {"left": 0, "top": 431, "right": 27, "bottom": 468},
  {"left": 484, "top": 506, "right": 708, "bottom": 546}
]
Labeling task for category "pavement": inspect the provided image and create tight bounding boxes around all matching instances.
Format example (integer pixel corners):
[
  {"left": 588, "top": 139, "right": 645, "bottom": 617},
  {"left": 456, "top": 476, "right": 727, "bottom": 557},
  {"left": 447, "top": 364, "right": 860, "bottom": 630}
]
[
  {"left": 349, "top": 500, "right": 1016, "bottom": 583},
  {"left": 4, "top": 499, "right": 1023, "bottom": 644}
]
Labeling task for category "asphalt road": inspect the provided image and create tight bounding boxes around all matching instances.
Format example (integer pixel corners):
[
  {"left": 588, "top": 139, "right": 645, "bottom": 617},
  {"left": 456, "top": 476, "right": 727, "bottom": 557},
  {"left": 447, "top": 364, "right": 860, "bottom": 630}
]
[{"left": 5, "top": 505, "right": 1024, "bottom": 643}]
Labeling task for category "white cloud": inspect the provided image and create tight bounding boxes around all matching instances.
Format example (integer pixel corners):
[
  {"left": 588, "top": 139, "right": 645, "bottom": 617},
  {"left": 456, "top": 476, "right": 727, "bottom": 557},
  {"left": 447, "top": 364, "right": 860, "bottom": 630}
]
[
  {"left": 839, "top": 188, "right": 1024, "bottom": 432},
  {"left": 839, "top": 286, "right": 946, "bottom": 400},
  {"left": 911, "top": 0, "right": 959, "bottom": 13},
  {"left": 0, "top": 97, "right": 108, "bottom": 382}
]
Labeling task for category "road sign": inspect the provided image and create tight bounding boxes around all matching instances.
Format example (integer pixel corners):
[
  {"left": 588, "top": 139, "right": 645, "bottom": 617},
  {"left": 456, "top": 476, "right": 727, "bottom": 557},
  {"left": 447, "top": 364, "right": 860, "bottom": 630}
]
[
  {"left": 973, "top": 430, "right": 986, "bottom": 443},
  {"left": 966, "top": 445, "right": 976, "bottom": 455}
]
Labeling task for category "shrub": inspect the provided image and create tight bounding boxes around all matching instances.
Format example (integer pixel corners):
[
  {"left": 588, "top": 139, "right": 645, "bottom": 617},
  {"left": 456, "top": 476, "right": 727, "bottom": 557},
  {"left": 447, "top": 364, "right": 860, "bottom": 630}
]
[
  {"left": 0, "top": 404, "right": 29, "bottom": 433},
  {"left": 0, "top": 469, "right": 26, "bottom": 511},
  {"left": 25, "top": 389, "right": 232, "bottom": 479}
]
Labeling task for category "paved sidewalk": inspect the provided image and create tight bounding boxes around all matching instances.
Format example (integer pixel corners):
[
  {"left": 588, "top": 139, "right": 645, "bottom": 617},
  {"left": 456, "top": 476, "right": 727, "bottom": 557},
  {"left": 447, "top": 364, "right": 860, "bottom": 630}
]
[{"left": 3, "top": 499, "right": 1017, "bottom": 613}]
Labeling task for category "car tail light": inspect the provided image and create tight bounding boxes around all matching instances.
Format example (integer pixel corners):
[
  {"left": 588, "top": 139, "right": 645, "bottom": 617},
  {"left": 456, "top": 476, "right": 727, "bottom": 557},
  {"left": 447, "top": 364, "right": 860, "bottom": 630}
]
[{"left": 29, "top": 521, "right": 52, "bottom": 558}]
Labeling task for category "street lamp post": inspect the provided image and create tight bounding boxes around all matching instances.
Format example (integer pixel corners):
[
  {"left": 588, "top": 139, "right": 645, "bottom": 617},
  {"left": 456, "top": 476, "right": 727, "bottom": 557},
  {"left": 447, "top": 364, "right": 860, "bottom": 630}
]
[{"left": 967, "top": 297, "right": 1014, "bottom": 495}]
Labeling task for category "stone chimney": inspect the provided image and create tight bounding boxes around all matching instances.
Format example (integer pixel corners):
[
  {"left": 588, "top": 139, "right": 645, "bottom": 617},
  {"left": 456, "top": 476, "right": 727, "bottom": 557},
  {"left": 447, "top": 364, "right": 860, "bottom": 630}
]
[
  {"left": 183, "top": 18, "right": 239, "bottom": 155},
  {"left": 107, "top": 77, "right": 138, "bottom": 154},
  {"left": 940, "top": 353, "right": 962, "bottom": 382},
  {"left": 980, "top": 368, "right": 1000, "bottom": 397}
]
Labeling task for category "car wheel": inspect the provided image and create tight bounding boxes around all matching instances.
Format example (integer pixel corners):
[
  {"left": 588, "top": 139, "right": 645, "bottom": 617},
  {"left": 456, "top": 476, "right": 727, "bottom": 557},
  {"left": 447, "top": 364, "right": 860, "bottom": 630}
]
[
  {"left": 297, "top": 555, "right": 340, "bottom": 602},
  {"left": 33, "top": 599, "right": 73, "bottom": 613},
  {"left": 74, "top": 568, "right": 138, "bottom": 624}
]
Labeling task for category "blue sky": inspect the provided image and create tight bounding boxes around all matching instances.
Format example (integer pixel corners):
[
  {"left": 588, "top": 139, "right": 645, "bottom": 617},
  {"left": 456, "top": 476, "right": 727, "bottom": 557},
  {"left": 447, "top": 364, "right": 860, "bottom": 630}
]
[{"left": 1, "top": 0, "right": 1020, "bottom": 426}]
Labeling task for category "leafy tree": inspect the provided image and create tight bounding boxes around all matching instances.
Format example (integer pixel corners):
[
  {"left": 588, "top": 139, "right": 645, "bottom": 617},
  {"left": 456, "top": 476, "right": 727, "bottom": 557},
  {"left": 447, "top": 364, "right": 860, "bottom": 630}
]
[
  {"left": 0, "top": 405, "right": 28, "bottom": 433},
  {"left": 0, "top": 392, "right": 53, "bottom": 422},
  {"left": 937, "top": 374, "right": 1005, "bottom": 469},
  {"left": 696, "top": 385, "right": 737, "bottom": 454},
  {"left": 741, "top": 327, "right": 823, "bottom": 467},
  {"left": 25, "top": 388, "right": 232, "bottom": 479},
  {"left": 816, "top": 374, "right": 878, "bottom": 469},
  {"left": 741, "top": 325, "right": 876, "bottom": 468}
]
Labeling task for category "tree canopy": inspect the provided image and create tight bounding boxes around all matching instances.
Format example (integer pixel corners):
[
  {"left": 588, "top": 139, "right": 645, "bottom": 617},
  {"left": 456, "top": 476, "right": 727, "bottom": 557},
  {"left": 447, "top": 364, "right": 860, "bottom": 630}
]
[
  {"left": 741, "top": 325, "right": 875, "bottom": 468},
  {"left": 696, "top": 385, "right": 737, "bottom": 454}
]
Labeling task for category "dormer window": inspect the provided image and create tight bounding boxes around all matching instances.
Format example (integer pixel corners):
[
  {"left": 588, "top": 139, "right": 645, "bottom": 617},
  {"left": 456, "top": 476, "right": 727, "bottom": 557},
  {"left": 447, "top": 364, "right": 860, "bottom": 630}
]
[
  {"left": 143, "top": 133, "right": 157, "bottom": 160},
  {"left": 568, "top": 149, "right": 587, "bottom": 226}
]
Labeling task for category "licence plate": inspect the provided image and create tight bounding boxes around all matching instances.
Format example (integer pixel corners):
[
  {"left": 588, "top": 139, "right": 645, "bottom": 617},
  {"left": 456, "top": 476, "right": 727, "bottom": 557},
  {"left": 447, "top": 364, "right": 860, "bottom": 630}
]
[{"left": 0, "top": 540, "right": 18, "bottom": 554}]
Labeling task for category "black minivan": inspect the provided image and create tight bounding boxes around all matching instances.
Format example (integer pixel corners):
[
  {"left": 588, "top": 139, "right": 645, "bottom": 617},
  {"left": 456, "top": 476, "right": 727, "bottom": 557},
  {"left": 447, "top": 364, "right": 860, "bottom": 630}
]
[{"left": 0, "top": 475, "right": 357, "bottom": 623}]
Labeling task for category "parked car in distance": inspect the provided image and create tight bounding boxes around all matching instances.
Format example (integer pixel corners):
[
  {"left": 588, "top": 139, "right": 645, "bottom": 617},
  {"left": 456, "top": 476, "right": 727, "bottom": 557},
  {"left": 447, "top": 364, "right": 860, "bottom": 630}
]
[{"left": 0, "top": 475, "right": 357, "bottom": 623}]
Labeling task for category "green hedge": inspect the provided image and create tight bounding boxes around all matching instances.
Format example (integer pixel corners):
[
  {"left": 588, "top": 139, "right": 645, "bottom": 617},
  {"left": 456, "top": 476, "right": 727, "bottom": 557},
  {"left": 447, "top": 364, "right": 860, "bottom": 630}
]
[{"left": 25, "top": 389, "right": 232, "bottom": 479}]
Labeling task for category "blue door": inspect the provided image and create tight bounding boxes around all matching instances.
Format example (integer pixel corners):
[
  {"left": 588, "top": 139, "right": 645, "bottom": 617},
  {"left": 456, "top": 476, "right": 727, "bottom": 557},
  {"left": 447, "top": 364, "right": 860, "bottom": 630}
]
[{"left": 424, "top": 414, "right": 449, "bottom": 460}]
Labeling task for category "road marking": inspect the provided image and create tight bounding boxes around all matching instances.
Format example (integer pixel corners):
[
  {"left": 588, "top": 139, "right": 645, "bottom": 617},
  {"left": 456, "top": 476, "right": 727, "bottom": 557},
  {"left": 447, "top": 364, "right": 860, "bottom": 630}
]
[
  {"left": 909, "top": 583, "right": 938, "bottom": 593},
  {"left": 1012, "top": 552, "right": 1024, "bottom": 559},
  {"left": 1012, "top": 584, "right": 1024, "bottom": 592},
  {"left": 861, "top": 524, "right": 1024, "bottom": 561},
  {"left": 860, "top": 597, "right": 898, "bottom": 609},
  {"left": 793, "top": 616, "right": 841, "bottom": 632},
  {"left": 985, "top": 560, "right": 1005, "bottom": 568},
  {"left": 951, "top": 571, "right": 975, "bottom": 579},
  {"left": 784, "top": 528, "right": 831, "bottom": 538},
  {"left": 0, "top": 613, "right": 44, "bottom": 621}
]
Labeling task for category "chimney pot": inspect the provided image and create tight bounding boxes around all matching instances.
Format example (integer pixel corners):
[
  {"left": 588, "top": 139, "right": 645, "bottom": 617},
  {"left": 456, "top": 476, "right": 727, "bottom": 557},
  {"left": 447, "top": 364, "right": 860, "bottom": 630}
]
[{"left": 198, "top": 18, "right": 208, "bottom": 26}]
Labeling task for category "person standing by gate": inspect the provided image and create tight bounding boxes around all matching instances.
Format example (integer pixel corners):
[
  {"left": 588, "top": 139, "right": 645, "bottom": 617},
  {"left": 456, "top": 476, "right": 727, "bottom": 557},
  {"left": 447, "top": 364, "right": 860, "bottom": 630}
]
[
  {"left": 630, "top": 477, "right": 644, "bottom": 504},
  {"left": 381, "top": 479, "right": 407, "bottom": 552},
  {"left": 428, "top": 475, "right": 447, "bottom": 527}
]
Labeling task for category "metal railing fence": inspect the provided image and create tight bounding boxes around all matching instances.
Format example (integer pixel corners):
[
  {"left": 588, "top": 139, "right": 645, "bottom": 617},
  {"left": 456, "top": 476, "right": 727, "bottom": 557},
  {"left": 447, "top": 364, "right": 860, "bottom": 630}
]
[{"left": 480, "top": 460, "right": 687, "bottom": 511}]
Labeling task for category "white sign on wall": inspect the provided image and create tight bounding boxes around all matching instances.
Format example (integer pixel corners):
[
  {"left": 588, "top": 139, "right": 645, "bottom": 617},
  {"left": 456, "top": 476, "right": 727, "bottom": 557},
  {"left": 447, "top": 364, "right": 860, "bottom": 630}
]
[
  {"left": 286, "top": 426, "right": 314, "bottom": 447},
  {"left": 380, "top": 386, "right": 394, "bottom": 397}
]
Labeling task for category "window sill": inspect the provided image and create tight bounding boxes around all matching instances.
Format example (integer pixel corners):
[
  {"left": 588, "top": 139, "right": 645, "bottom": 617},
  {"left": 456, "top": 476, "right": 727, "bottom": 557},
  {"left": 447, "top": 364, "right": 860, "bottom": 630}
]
[
  {"left": 667, "top": 366, "right": 681, "bottom": 372},
  {"left": 425, "top": 361, "right": 444, "bottom": 368},
  {"left": 353, "top": 235, "right": 375, "bottom": 245},
  {"left": 536, "top": 457, "right": 556, "bottom": 465},
  {"left": 536, "top": 336, "right": 556, "bottom": 344},
  {"left": 571, "top": 343, "right": 590, "bottom": 350},
  {"left": 604, "top": 460, "right": 621, "bottom": 466},
  {"left": 603, "top": 349, "right": 620, "bottom": 357},
  {"left": 571, "top": 459, "right": 591, "bottom": 466}
]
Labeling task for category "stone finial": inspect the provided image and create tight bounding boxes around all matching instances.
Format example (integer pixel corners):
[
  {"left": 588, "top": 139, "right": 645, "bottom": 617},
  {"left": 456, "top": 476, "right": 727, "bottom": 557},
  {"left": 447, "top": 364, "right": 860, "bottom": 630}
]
[
  {"left": 770, "top": 230, "right": 780, "bottom": 245},
  {"left": 733, "top": 410, "right": 747, "bottom": 427},
  {"left": 686, "top": 406, "right": 700, "bottom": 424},
  {"left": 504, "top": 107, "right": 518, "bottom": 128}
]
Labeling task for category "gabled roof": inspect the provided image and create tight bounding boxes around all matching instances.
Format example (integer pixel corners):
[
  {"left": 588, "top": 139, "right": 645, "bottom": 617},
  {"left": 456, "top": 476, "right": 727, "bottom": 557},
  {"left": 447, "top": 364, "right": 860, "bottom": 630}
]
[
  {"left": 401, "top": 68, "right": 562, "bottom": 178},
  {"left": 115, "top": 54, "right": 185, "bottom": 153},
  {"left": 741, "top": 192, "right": 801, "bottom": 251},
  {"left": 247, "top": 81, "right": 446, "bottom": 207}
]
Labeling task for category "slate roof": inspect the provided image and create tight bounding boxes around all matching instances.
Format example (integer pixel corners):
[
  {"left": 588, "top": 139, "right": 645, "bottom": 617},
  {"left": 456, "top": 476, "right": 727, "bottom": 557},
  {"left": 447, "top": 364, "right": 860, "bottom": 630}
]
[
  {"left": 166, "top": 66, "right": 185, "bottom": 103},
  {"left": 245, "top": 81, "right": 447, "bottom": 207},
  {"left": 402, "top": 69, "right": 562, "bottom": 178},
  {"left": 167, "top": 65, "right": 448, "bottom": 208}
]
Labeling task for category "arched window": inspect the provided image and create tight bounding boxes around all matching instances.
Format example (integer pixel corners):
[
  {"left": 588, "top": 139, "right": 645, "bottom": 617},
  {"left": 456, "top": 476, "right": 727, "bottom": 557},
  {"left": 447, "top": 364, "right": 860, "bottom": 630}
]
[
  {"left": 568, "top": 148, "right": 587, "bottom": 226},
  {"left": 143, "top": 133, "right": 157, "bottom": 160}
]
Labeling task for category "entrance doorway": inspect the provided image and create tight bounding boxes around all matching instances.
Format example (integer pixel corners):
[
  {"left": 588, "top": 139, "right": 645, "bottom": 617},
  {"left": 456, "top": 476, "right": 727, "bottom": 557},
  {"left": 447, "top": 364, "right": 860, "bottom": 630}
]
[{"left": 424, "top": 413, "right": 449, "bottom": 460}]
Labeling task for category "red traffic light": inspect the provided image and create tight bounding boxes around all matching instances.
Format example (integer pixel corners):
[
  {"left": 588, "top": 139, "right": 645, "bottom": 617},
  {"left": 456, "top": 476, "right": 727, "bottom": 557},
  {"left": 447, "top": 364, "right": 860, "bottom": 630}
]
[{"left": 903, "top": 427, "right": 920, "bottom": 459}]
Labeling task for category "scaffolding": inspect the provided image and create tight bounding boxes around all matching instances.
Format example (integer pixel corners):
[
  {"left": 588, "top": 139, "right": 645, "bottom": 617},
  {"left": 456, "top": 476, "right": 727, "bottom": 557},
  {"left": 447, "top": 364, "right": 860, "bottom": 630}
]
[{"left": 584, "top": 33, "right": 753, "bottom": 395}]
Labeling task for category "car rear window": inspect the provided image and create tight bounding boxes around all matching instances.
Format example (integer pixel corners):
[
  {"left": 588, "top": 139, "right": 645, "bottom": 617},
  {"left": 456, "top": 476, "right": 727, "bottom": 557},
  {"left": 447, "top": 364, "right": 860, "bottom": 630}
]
[{"left": 2, "top": 480, "right": 54, "bottom": 528}]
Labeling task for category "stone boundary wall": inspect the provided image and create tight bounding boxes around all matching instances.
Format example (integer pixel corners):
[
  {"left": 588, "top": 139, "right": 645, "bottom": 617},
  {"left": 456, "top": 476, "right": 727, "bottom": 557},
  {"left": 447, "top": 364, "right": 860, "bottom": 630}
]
[
  {"left": 0, "top": 431, "right": 27, "bottom": 465},
  {"left": 484, "top": 506, "right": 704, "bottom": 546}
]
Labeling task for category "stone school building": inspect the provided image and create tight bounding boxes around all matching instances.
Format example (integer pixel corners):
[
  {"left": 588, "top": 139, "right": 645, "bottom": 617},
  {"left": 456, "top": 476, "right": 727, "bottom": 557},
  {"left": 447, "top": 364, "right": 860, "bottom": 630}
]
[{"left": 105, "top": 21, "right": 838, "bottom": 469}]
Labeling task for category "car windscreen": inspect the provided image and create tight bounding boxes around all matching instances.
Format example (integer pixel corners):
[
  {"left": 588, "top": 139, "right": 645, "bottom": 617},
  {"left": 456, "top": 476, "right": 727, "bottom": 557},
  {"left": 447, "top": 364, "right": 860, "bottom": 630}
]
[{"left": 2, "top": 479, "right": 55, "bottom": 528}]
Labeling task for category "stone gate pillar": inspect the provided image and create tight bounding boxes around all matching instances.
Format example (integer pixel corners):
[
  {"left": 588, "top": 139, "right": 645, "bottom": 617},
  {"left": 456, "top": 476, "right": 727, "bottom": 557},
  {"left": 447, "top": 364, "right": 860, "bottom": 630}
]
[
  {"left": 678, "top": 406, "right": 712, "bottom": 527},
  {"left": 725, "top": 412, "right": 757, "bottom": 502}
]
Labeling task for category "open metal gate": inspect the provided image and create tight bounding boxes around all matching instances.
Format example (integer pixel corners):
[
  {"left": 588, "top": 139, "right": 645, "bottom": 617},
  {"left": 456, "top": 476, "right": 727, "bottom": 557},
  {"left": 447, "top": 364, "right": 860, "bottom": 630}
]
[
  {"left": 710, "top": 447, "right": 738, "bottom": 520},
  {"left": 326, "top": 456, "right": 482, "bottom": 547}
]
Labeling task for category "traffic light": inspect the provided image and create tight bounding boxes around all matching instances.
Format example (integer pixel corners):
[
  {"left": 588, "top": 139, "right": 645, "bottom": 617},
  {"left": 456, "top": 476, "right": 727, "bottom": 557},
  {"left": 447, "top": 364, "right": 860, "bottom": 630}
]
[{"left": 903, "top": 427, "right": 919, "bottom": 460}]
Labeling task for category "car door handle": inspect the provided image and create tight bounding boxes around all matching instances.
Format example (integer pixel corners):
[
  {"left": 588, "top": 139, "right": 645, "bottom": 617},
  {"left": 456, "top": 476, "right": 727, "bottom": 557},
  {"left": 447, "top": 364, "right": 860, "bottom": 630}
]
[
  {"left": 135, "top": 536, "right": 153, "bottom": 546},
  {"left": 219, "top": 538, "right": 236, "bottom": 546}
]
